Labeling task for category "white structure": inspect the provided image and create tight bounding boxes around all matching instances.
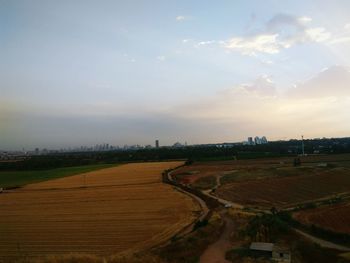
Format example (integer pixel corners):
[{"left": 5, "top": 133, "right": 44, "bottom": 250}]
[
  {"left": 248, "top": 137, "right": 254, "bottom": 145},
  {"left": 261, "top": 136, "right": 268, "bottom": 144},
  {"left": 254, "top": 136, "right": 261, "bottom": 145},
  {"left": 250, "top": 242, "right": 291, "bottom": 263},
  {"left": 247, "top": 136, "right": 268, "bottom": 145}
]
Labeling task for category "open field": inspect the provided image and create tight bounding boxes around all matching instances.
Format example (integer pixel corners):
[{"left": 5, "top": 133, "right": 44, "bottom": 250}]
[
  {"left": 173, "top": 154, "right": 348, "bottom": 185},
  {"left": 172, "top": 157, "right": 295, "bottom": 185},
  {"left": 0, "top": 162, "right": 200, "bottom": 260},
  {"left": 0, "top": 164, "right": 116, "bottom": 188},
  {"left": 294, "top": 202, "right": 350, "bottom": 234},
  {"left": 173, "top": 154, "right": 350, "bottom": 209},
  {"left": 216, "top": 167, "right": 350, "bottom": 208}
]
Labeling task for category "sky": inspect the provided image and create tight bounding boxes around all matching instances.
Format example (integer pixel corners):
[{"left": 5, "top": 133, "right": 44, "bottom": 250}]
[{"left": 1, "top": 0, "right": 350, "bottom": 150}]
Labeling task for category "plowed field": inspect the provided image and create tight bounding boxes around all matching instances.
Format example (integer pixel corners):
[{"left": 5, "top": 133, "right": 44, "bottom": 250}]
[
  {"left": 294, "top": 202, "right": 350, "bottom": 234},
  {"left": 0, "top": 162, "right": 200, "bottom": 260},
  {"left": 216, "top": 168, "right": 350, "bottom": 208}
]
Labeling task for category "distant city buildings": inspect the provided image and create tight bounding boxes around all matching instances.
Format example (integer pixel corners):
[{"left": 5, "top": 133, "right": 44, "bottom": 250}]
[
  {"left": 247, "top": 136, "right": 268, "bottom": 145},
  {"left": 248, "top": 137, "right": 254, "bottom": 145},
  {"left": 172, "top": 142, "right": 185, "bottom": 148},
  {"left": 155, "top": 140, "right": 159, "bottom": 148}
]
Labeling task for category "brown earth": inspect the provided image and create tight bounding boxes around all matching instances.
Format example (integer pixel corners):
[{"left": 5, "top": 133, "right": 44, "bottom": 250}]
[
  {"left": 216, "top": 167, "right": 350, "bottom": 208},
  {"left": 0, "top": 162, "right": 201, "bottom": 260},
  {"left": 173, "top": 154, "right": 350, "bottom": 185},
  {"left": 172, "top": 157, "right": 294, "bottom": 184},
  {"left": 294, "top": 202, "right": 350, "bottom": 234}
]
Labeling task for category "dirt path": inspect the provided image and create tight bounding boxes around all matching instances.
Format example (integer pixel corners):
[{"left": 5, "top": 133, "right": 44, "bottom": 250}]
[
  {"left": 294, "top": 229, "right": 350, "bottom": 251},
  {"left": 201, "top": 174, "right": 243, "bottom": 209},
  {"left": 200, "top": 213, "right": 234, "bottom": 263},
  {"left": 168, "top": 170, "right": 209, "bottom": 221}
]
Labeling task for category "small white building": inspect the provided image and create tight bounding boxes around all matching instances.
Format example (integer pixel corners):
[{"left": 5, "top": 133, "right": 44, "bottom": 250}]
[{"left": 250, "top": 242, "right": 291, "bottom": 263}]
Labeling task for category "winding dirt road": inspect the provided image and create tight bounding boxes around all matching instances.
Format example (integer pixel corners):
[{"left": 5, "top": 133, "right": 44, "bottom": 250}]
[{"left": 200, "top": 213, "right": 234, "bottom": 263}]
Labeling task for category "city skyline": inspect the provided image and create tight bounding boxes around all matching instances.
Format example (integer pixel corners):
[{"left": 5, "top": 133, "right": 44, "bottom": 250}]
[{"left": 2, "top": 1, "right": 350, "bottom": 150}]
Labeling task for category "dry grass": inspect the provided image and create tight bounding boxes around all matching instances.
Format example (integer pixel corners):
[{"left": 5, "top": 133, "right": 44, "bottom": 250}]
[{"left": 0, "top": 162, "right": 200, "bottom": 261}]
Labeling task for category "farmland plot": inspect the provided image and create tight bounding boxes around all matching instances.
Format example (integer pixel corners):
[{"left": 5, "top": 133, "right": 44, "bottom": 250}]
[
  {"left": 0, "top": 162, "right": 200, "bottom": 260},
  {"left": 294, "top": 202, "right": 350, "bottom": 234},
  {"left": 216, "top": 167, "right": 350, "bottom": 208}
]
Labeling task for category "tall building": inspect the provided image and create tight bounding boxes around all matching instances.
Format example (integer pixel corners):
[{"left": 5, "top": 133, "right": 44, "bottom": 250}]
[
  {"left": 248, "top": 137, "right": 254, "bottom": 145},
  {"left": 261, "top": 136, "right": 268, "bottom": 144},
  {"left": 155, "top": 140, "right": 159, "bottom": 148},
  {"left": 254, "top": 136, "right": 261, "bottom": 145}
]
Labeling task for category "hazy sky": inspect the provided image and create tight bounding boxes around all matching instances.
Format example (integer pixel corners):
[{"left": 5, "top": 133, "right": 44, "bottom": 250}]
[{"left": 1, "top": 0, "right": 350, "bottom": 150}]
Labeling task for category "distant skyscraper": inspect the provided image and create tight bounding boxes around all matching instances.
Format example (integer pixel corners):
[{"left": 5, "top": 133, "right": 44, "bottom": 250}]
[
  {"left": 155, "top": 140, "right": 159, "bottom": 148},
  {"left": 254, "top": 136, "right": 261, "bottom": 145},
  {"left": 261, "top": 136, "right": 268, "bottom": 144},
  {"left": 248, "top": 137, "right": 254, "bottom": 145}
]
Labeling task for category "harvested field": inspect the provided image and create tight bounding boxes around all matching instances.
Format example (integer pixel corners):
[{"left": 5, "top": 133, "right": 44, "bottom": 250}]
[
  {"left": 173, "top": 154, "right": 350, "bottom": 185},
  {"left": 0, "top": 162, "right": 200, "bottom": 260},
  {"left": 172, "top": 158, "right": 294, "bottom": 184},
  {"left": 294, "top": 202, "right": 350, "bottom": 234},
  {"left": 216, "top": 167, "right": 350, "bottom": 208}
]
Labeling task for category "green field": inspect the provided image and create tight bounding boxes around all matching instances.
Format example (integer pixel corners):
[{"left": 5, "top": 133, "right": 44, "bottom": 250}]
[{"left": 0, "top": 164, "right": 116, "bottom": 188}]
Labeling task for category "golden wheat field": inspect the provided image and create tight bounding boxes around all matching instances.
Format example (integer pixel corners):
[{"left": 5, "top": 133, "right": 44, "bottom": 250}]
[{"left": 0, "top": 162, "right": 200, "bottom": 260}]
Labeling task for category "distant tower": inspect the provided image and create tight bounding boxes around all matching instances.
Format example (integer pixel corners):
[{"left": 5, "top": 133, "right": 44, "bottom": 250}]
[
  {"left": 248, "top": 137, "right": 254, "bottom": 145},
  {"left": 301, "top": 135, "right": 305, "bottom": 155},
  {"left": 254, "top": 136, "right": 261, "bottom": 145},
  {"left": 155, "top": 140, "right": 159, "bottom": 148}
]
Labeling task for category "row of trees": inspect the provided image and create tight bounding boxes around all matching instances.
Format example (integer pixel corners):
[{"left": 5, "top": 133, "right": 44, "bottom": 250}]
[{"left": 2, "top": 137, "right": 350, "bottom": 171}]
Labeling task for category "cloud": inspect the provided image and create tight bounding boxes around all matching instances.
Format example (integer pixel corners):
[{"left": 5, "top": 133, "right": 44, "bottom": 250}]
[
  {"left": 176, "top": 15, "right": 186, "bottom": 21},
  {"left": 298, "top": 16, "right": 312, "bottom": 23},
  {"left": 329, "top": 37, "right": 350, "bottom": 45},
  {"left": 234, "top": 75, "right": 277, "bottom": 97},
  {"left": 288, "top": 65, "right": 350, "bottom": 98},
  {"left": 224, "top": 14, "right": 331, "bottom": 55},
  {"left": 171, "top": 66, "right": 350, "bottom": 140},
  {"left": 225, "top": 34, "right": 281, "bottom": 55},
  {"left": 304, "top": 27, "right": 331, "bottom": 42},
  {"left": 156, "top": 55, "right": 166, "bottom": 61},
  {"left": 194, "top": 40, "right": 225, "bottom": 48},
  {"left": 327, "top": 23, "right": 350, "bottom": 45}
]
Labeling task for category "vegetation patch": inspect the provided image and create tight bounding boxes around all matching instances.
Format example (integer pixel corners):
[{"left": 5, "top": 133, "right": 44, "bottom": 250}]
[
  {"left": 191, "top": 175, "right": 216, "bottom": 190},
  {"left": 157, "top": 212, "right": 223, "bottom": 263},
  {"left": 0, "top": 164, "right": 116, "bottom": 188}
]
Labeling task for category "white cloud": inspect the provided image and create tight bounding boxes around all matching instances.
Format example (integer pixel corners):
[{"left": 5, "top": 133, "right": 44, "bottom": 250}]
[
  {"left": 176, "top": 15, "right": 186, "bottom": 21},
  {"left": 223, "top": 14, "right": 331, "bottom": 55},
  {"left": 329, "top": 36, "right": 350, "bottom": 45},
  {"left": 288, "top": 65, "right": 350, "bottom": 98},
  {"left": 298, "top": 16, "right": 312, "bottom": 23},
  {"left": 172, "top": 66, "right": 350, "bottom": 139},
  {"left": 195, "top": 40, "right": 222, "bottom": 47},
  {"left": 156, "top": 55, "right": 166, "bottom": 61},
  {"left": 345, "top": 23, "right": 350, "bottom": 30},
  {"left": 225, "top": 34, "right": 281, "bottom": 55},
  {"left": 305, "top": 27, "right": 331, "bottom": 42}
]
